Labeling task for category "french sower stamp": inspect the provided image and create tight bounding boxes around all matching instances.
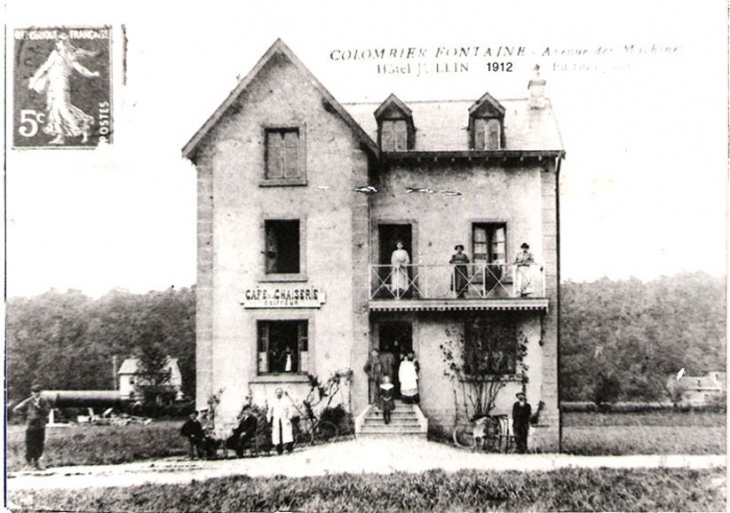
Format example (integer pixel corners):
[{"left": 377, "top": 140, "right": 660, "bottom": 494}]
[{"left": 13, "top": 27, "right": 112, "bottom": 148}]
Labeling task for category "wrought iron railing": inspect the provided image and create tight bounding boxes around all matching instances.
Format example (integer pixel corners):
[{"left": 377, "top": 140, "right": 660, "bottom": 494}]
[{"left": 369, "top": 263, "right": 544, "bottom": 300}]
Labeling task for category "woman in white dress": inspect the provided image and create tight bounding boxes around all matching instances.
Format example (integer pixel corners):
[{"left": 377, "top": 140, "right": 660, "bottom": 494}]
[
  {"left": 399, "top": 352, "right": 419, "bottom": 404},
  {"left": 28, "top": 33, "right": 100, "bottom": 145},
  {"left": 390, "top": 241, "right": 410, "bottom": 298}
]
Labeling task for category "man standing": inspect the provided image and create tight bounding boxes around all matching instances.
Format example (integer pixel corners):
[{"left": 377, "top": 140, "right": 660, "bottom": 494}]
[
  {"left": 363, "top": 349, "right": 382, "bottom": 406},
  {"left": 267, "top": 388, "right": 293, "bottom": 455},
  {"left": 512, "top": 391, "right": 532, "bottom": 453},
  {"left": 13, "top": 384, "right": 51, "bottom": 469}
]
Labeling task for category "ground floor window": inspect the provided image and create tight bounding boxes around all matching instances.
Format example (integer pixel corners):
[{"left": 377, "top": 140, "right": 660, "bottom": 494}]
[
  {"left": 463, "top": 315, "right": 517, "bottom": 375},
  {"left": 257, "top": 320, "right": 309, "bottom": 374}
]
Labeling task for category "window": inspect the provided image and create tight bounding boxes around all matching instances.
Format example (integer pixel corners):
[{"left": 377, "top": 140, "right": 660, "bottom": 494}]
[
  {"left": 265, "top": 128, "right": 304, "bottom": 183},
  {"left": 473, "top": 118, "right": 501, "bottom": 150},
  {"left": 381, "top": 120, "right": 408, "bottom": 151},
  {"left": 464, "top": 315, "right": 516, "bottom": 375},
  {"left": 472, "top": 223, "right": 506, "bottom": 266},
  {"left": 257, "top": 321, "right": 309, "bottom": 374},
  {"left": 265, "top": 220, "right": 300, "bottom": 274}
]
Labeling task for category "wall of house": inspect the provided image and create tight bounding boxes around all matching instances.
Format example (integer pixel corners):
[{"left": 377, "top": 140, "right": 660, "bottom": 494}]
[
  {"left": 194, "top": 52, "right": 371, "bottom": 434},
  {"left": 371, "top": 162, "right": 543, "bottom": 264},
  {"left": 369, "top": 159, "right": 560, "bottom": 450}
]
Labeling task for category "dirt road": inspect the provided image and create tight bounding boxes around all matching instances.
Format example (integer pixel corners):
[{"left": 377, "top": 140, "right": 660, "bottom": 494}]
[{"left": 6, "top": 437, "right": 727, "bottom": 491}]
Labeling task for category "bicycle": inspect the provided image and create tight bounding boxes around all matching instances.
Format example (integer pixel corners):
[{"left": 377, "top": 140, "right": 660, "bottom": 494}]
[
  {"left": 289, "top": 398, "right": 339, "bottom": 447},
  {"left": 452, "top": 414, "right": 511, "bottom": 453}
]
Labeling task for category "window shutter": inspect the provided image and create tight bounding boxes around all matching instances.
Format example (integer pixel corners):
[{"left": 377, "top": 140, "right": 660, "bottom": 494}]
[
  {"left": 394, "top": 120, "right": 408, "bottom": 151},
  {"left": 283, "top": 130, "right": 299, "bottom": 178},
  {"left": 298, "top": 322, "right": 309, "bottom": 373},
  {"left": 381, "top": 121, "right": 395, "bottom": 151},
  {"left": 474, "top": 119, "right": 486, "bottom": 150},
  {"left": 486, "top": 119, "right": 500, "bottom": 149},
  {"left": 258, "top": 323, "right": 269, "bottom": 374},
  {"left": 265, "top": 225, "right": 278, "bottom": 273},
  {"left": 266, "top": 131, "right": 284, "bottom": 179}
]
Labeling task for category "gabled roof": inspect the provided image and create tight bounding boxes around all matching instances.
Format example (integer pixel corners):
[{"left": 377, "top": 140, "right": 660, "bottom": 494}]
[
  {"left": 678, "top": 375, "right": 723, "bottom": 392},
  {"left": 374, "top": 93, "right": 413, "bottom": 120},
  {"left": 182, "top": 39, "right": 379, "bottom": 161},
  {"left": 345, "top": 98, "right": 564, "bottom": 152},
  {"left": 468, "top": 91, "right": 506, "bottom": 118},
  {"left": 118, "top": 357, "right": 180, "bottom": 375}
]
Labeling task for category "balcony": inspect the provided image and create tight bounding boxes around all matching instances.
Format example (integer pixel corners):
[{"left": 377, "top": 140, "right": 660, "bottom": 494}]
[{"left": 368, "top": 263, "right": 548, "bottom": 313}]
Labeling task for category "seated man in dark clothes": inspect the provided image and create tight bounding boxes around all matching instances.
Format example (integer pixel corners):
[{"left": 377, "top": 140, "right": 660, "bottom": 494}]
[
  {"left": 226, "top": 405, "right": 258, "bottom": 457},
  {"left": 180, "top": 410, "right": 205, "bottom": 459}
]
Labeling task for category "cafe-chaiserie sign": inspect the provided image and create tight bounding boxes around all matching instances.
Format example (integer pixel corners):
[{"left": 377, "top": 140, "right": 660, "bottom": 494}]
[{"left": 242, "top": 286, "right": 326, "bottom": 308}]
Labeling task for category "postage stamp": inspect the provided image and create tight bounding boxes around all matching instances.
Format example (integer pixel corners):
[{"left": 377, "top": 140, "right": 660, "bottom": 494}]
[{"left": 13, "top": 26, "right": 113, "bottom": 149}]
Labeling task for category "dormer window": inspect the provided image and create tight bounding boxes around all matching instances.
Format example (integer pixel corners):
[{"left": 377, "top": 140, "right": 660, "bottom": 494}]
[
  {"left": 381, "top": 119, "right": 408, "bottom": 151},
  {"left": 469, "top": 91, "right": 506, "bottom": 151},
  {"left": 375, "top": 94, "right": 415, "bottom": 152},
  {"left": 473, "top": 118, "right": 501, "bottom": 150}
]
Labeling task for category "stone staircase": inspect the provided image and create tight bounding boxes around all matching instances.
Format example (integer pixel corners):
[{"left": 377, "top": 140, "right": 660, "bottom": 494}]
[{"left": 356, "top": 400, "right": 428, "bottom": 438}]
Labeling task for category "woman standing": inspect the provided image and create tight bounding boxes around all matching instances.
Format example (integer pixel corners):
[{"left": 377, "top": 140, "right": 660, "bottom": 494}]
[
  {"left": 390, "top": 241, "right": 411, "bottom": 298},
  {"left": 399, "top": 352, "right": 420, "bottom": 404},
  {"left": 449, "top": 244, "right": 470, "bottom": 298},
  {"left": 28, "top": 33, "right": 100, "bottom": 145}
]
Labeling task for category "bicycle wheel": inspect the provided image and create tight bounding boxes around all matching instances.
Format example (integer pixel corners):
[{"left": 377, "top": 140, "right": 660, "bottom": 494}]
[
  {"left": 453, "top": 423, "right": 477, "bottom": 449},
  {"left": 291, "top": 418, "right": 313, "bottom": 449},
  {"left": 312, "top": 420, "right": 338, "bottom": 445}
]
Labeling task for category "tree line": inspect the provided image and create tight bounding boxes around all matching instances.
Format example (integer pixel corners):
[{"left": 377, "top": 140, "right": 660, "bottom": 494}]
[
  {"left": 6, "top": 287, "right": 196, "bottom": 402},
  {"left": 560, "top": 271, "right": 726, "bottom": 403},
  {"left": 6, "top": 271, "right": 725, "bottom": 403}
]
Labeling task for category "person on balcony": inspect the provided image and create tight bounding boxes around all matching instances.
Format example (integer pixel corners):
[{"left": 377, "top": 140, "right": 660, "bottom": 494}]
[
  {"left": 449, "top": 244, "right": 471, "bottom": 298},
  {"left": 514, "top": 243, "right": 536, "bottom": 296},
  {"left": 390, "top": 241, "right": 410, "bottom": 299}
]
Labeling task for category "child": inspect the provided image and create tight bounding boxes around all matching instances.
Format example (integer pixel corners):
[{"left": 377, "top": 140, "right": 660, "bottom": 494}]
[{"left": 379, "top": 375, "right": 395, "bottom": 424}]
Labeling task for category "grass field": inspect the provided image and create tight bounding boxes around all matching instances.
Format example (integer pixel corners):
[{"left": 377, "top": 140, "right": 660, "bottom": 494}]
[
  {"left": 561, "top": 411, "right": 727, "bottom": 456},
  {"left": 6, "top": 421, "right": 188, "bottom": 472},
  {"left": 9, "top": 467, "right": 726, "bottom": 512},
  {"left": 7, "top": 411, "right": 725, "bottom": 472}
]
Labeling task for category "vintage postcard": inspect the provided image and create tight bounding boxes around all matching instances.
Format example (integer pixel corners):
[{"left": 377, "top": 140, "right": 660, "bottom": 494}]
[
  {"left": 3, "top": 2, "right": 727, "bottom": 512},
  {"left": 12, "top": 26, "right": 112, "bottom": 149}
]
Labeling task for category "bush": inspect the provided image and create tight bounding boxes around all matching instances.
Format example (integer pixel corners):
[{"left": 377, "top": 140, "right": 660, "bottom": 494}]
[{"left": 320, "top": 405, "right": 354, "bottom": 436}]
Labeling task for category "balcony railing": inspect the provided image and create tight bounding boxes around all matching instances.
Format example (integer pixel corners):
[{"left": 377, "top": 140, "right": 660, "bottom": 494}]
[{"left": 369, "top": 263, "right": 545, "bottom": 300}]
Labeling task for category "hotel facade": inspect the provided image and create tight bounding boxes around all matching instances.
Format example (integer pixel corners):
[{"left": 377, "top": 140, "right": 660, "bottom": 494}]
[{"left": 184, "top": 40, "right": 564, "bottom": 450}]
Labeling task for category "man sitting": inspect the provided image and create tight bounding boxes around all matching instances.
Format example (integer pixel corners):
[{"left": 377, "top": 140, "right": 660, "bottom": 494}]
[
  {"left": 180, "top": 411, "right": 204, "bottom": 459},
  {"left": 226, "top": 405, "right": 258, "bottom": 457}
]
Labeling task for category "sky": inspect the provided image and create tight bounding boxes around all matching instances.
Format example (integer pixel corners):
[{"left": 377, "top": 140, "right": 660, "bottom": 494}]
[{"left": 4, "top": 0, "right": 727, "bottom": 298}]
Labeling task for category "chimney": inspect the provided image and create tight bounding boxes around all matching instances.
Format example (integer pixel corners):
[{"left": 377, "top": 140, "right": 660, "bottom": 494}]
[{"left": 528, "top": 65, "right": 547, "bottom": 110}]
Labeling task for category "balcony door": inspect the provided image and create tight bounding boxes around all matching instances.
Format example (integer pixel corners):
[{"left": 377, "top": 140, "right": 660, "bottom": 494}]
[{"left": 377, "top": 224, "right": 413, "bottom": 298}]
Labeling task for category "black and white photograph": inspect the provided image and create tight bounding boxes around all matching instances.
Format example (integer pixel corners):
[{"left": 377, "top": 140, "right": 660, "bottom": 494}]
[{"left": 4, "top": 1, "right": 727, "bottom": 511}]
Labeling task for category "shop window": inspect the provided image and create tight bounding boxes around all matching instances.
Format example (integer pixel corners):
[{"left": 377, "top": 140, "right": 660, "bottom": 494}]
[
  {"left": 463, "top": 315, "right": 516, "bottom": 375},
  {"left": 473, "top": 118, "right": 501, "bottom": 150},
  {"left": 265, "top": 220, "right": 300, "bottom": 274},
  {"left": 257, "top": 320, "right": 309, "bottom": 374},
  {"left": 264, "top": 128, "right": 305, "bottom": 183},
  {"left": 381, "top": 119, "right": 408, "bottom": 151}
]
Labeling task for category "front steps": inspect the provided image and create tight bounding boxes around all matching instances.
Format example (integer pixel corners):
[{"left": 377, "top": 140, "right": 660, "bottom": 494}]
[{"left": 356, "top": 400, "right": 428, "bottom": 438}]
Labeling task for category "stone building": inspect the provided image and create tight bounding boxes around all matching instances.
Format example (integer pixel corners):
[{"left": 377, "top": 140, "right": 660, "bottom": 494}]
[{"left": 183, "top": 39, "right": 564, "bottom": 449}]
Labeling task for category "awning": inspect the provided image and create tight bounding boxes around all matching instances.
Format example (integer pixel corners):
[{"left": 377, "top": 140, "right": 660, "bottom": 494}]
[{"left": 368, "top": 298, "right": 548, "bottom": 313}]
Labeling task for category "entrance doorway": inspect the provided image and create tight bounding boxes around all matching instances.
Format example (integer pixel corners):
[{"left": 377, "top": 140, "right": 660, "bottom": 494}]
[{"left": 378, "top": 321, "right": 413, "bottom": 398}]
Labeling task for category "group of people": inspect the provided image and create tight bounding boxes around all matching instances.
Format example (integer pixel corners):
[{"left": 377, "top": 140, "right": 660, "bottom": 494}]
[
  {"left": 180, "top": 387, "right": 296, "bottom": 460},
  {"left": 364, "top": 347, "right": 419, "bottom": 424},
  {"left": 391, "top": 241, "right": 536, "bottom": 299}
]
